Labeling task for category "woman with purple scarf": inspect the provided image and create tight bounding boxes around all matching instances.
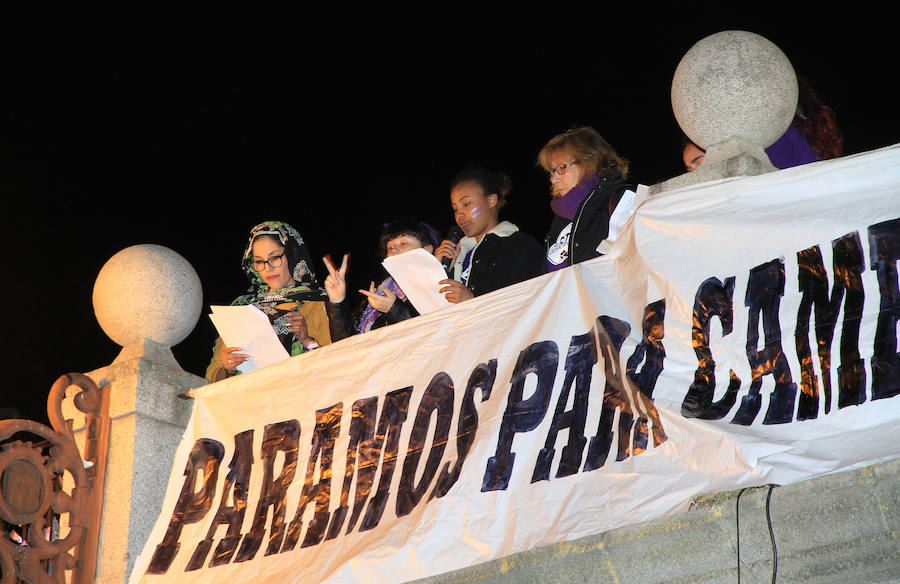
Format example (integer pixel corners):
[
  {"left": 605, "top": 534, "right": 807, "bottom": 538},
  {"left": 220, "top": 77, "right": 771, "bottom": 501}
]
[
  {"left": 324, "top": 219, "right": 440, "bottom": 341},
  {"left": 537, "top": 126, "right": 632, "bottom": 271}
]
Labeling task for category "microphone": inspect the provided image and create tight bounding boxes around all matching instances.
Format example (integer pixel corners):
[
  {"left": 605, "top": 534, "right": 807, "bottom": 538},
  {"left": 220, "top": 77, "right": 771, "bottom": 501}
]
[{"left": 441, "top": 225, "right": 464, "bottom": 270}]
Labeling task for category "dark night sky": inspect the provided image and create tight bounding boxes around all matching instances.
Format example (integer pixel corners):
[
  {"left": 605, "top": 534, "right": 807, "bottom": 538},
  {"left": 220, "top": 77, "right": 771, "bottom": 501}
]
[{"left": 1, "top": 6, "right": 896, "bottom": 424}]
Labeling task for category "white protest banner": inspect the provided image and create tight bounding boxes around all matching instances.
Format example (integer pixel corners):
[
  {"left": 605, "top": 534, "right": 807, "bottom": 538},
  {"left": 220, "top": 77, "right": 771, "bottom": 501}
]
[{"left": 130, "top": 145, "right": 900, "bottom": 584}]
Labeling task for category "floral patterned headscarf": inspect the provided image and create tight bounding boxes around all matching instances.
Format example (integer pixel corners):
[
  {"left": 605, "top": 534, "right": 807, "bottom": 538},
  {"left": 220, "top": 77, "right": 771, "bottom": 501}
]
[
  {"left": 232, "top": 221, "right": 326, "bottom": 354},
  {"left": 240, "top": 221, "right": 317, "bottom": 292}
]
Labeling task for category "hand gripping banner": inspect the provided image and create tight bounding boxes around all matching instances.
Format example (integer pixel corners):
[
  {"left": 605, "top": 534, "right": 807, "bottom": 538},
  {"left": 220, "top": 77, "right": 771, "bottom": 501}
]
[{"left": 130, "top": 145, "right": 900, "bottom": 583}]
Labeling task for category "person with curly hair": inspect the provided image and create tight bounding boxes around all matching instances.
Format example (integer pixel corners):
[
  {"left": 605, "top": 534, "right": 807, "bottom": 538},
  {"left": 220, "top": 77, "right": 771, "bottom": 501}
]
[{"left": 766, "top": 76, "right": 843, "bottom": 168}]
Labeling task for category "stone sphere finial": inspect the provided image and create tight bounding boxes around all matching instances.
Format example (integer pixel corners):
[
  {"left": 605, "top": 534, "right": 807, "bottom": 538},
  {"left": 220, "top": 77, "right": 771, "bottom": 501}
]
[
  {"left": 92, "top": 244, "right": 203, "bottom": 348},
  {"left": 671, "top": 30, "right": 798, "bottom": 150}
]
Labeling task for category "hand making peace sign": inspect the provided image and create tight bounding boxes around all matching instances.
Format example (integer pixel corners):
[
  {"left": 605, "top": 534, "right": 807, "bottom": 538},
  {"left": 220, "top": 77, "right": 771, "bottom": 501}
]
[{"left": 323, "top": 253, "right": 350, "bottom": 303}]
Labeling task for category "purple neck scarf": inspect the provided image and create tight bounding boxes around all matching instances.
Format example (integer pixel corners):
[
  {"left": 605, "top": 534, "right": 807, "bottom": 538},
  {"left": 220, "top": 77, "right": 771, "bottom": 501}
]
[
  {"left": 550, "top": 172, "right": 599, "bottom": 220},
  {"left": 358, "top": 276, "right": 406, "bottom": 334}
]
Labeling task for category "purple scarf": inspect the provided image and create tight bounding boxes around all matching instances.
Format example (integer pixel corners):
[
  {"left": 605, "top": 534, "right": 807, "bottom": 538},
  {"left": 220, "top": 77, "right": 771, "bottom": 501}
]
[
  {"left": 358, "top": 276, "right": 406, "bottom": 334},
  {"left": 546, "top": 173, "right": 600, "bottom": 272},
  {"left": 550, "top": 172, "right": 599, "bottom": 220},
  {"left": 765, "top": 125, "right": 819, "bottom": 169}
]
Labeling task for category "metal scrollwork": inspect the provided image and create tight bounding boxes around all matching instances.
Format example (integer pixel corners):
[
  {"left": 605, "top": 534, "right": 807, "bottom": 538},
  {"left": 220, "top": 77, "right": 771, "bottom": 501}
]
[{"left": 0, "top": 373, "right": 109, "bottom": 584}]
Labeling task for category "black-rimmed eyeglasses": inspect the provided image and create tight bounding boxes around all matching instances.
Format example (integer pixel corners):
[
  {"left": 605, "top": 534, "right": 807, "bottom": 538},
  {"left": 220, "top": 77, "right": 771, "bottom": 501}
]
[{"left": 252, "top": 253, "right": 286, "bottom": 271}]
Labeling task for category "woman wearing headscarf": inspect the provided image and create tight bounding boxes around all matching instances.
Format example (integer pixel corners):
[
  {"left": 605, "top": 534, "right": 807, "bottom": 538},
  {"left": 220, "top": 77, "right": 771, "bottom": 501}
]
[{"left": 205, "top": 220, "right": 332, "bottom": 382}]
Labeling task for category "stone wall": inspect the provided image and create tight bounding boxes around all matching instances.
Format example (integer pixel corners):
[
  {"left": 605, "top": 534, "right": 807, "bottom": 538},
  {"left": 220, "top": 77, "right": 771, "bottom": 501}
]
[{"left": 411, "top": 459, "right": 900, "bottom": 583}]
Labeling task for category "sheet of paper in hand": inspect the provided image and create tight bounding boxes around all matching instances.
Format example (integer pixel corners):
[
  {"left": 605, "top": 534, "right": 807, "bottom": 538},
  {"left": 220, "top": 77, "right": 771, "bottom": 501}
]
[
  {"left": 382, "top": 248, "right": 453, "bottom": 315},
  {"left": 208, "top": 304, "right": 290, "bottom": 373}
]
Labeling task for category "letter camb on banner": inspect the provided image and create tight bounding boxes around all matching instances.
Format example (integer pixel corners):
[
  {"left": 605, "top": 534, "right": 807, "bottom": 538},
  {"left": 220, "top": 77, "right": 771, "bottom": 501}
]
[{"left": 131, "top": 145, "right": 900, "bottom": 584}]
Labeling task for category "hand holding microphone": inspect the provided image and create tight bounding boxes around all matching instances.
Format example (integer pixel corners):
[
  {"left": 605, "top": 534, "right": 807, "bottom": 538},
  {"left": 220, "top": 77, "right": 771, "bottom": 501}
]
[{"left": 435, "top": 225, "right": 464, "bottom": 271}]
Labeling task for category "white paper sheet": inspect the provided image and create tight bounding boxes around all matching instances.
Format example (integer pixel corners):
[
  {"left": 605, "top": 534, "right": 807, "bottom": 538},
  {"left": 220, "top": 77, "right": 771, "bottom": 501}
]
[
  {"left": 596, "top": 183, "right": 649, "bottom": 254},
  {"left": 208, "top": 304, "right": 289, "bottom": 373},
  {"left": 381, "top": 248, "right": 453, "bottom": 315}
]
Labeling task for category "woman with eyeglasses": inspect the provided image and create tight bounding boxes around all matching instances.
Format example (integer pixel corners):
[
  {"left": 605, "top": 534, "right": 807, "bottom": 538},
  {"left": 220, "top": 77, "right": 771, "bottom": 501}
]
[
  {"left": 205, "top": 220, "right": 331, "bottom": 381},
  {"left": 537, "top": 126, "right": 632, "bottom": 271},
  {"left": 433, "top": 165, "right": 544, "bottom": 303}
]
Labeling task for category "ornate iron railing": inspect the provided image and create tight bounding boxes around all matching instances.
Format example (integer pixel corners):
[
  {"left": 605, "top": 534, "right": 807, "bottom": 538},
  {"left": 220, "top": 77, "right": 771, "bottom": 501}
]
[{"left": 0, "top": 373, "right": 109, "bottom": 584}]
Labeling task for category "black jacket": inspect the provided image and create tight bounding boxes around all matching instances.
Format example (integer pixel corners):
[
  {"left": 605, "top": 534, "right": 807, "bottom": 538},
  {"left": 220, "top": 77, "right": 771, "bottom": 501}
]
[
  {"left": 460, "top": 229, "right": 545, "bottom": 297},
  {"left": 545, "top": 172, "right": 630, "bottom": 267},
  {"left": 327, "top": 295, "right": 419, "bottom": 342}
]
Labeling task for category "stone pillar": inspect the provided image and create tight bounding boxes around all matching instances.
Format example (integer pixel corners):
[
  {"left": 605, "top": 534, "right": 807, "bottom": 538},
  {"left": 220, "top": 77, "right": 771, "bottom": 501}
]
[
  {"left": 63, "top": 244, "right": 206, "bottom": 584},
  {"left": 650, "top": 30, "right": 799, "bottom": 195}
]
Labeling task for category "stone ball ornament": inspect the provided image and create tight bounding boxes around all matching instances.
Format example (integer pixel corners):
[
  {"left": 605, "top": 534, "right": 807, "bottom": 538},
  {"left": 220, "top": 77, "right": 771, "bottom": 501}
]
[
  {"left": 92, "top": 244, "right": 203, "bottom": 348},
  {"left": 671, "top": 30, "right": 798, "bottom": 150}
]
